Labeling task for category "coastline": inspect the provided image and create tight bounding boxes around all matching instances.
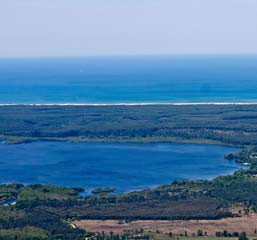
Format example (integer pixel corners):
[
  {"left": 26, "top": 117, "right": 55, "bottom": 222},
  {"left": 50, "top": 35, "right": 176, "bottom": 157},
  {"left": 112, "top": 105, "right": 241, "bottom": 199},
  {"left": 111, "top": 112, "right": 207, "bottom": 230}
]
[{"left": 1, "top": 102, "right": 257, "bottom": 106}]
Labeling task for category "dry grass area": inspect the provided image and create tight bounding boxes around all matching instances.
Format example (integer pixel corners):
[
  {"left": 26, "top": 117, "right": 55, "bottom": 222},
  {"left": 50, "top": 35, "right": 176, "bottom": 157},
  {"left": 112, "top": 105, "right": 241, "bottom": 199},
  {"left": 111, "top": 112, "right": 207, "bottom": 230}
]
[{"left": 74, "top": 214, "right": 257, "bottom": 236}]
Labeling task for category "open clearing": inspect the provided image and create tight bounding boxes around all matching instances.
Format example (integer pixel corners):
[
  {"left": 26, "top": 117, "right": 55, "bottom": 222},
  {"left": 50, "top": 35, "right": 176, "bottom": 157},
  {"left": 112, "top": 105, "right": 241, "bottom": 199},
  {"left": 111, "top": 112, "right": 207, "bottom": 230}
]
[{"left": 74, "top": 214, "right": 257, "bottom": 236}]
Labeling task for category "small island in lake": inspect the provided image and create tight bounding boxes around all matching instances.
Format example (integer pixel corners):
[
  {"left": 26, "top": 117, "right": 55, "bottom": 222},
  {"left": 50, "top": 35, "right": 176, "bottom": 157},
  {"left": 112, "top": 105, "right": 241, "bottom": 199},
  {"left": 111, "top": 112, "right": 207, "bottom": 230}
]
[{"left": 92, "top": 188, "right": 116, "bottom": 195}]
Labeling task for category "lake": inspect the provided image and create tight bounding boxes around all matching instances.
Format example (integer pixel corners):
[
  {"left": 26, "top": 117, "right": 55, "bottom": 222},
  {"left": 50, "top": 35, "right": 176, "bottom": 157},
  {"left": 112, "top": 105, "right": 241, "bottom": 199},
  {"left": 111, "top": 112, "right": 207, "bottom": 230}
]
[
  {"left": 0, "top": 55, "right": 257, "bottom": 104},
  {"left": 0, "top": 141, "right": 241, "bottom": 193}
]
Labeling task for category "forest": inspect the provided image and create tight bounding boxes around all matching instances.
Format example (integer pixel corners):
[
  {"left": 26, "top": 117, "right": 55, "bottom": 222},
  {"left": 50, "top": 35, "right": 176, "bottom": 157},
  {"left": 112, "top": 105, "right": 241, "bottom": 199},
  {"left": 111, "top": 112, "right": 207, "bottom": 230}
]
[{"left": 1, "top": 104, "right": 257, "bottom": 145}]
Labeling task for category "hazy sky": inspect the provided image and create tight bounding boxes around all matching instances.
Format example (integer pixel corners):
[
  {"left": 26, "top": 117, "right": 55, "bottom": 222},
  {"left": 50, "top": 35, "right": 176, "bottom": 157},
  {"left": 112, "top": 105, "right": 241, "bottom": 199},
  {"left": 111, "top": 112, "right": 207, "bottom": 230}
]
[{"left": 0, "top": 0, "right": 257, "bottom": 57}]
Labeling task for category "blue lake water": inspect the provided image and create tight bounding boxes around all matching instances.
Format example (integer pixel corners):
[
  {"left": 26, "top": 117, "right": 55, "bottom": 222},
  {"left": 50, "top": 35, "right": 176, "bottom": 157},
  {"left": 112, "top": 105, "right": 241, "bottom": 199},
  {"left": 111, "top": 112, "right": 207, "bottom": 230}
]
[
  {"left": 0, "top": 55, "right": 257, "bottom": 104},
  {"left": 0, "top": 142, "right": 241, "bottom": 193}
]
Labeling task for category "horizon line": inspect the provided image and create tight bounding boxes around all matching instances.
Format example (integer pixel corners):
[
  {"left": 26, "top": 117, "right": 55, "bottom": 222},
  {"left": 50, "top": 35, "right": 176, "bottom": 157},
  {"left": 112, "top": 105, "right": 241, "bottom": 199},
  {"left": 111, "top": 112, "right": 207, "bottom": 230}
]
[{"left": 1, "top": 53, "right": 257, "bottom": 59}]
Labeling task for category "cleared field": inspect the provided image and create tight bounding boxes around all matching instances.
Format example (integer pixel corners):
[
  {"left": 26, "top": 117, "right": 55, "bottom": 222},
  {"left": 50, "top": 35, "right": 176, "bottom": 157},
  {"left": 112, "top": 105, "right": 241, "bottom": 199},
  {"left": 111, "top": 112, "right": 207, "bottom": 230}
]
[
  {"left": 74, "top": 214, "right": 257, "bottom": 236},
  {"left": 152, "top": 237, "right": 238, "bottom": 240}
]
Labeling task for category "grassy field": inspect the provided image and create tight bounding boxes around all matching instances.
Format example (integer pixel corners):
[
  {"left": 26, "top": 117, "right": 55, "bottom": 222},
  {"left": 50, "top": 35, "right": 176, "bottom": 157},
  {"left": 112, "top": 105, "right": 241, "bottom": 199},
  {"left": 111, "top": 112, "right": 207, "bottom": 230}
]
[{"left": 151, "top": 237, "right": 239, "bottom": 240}]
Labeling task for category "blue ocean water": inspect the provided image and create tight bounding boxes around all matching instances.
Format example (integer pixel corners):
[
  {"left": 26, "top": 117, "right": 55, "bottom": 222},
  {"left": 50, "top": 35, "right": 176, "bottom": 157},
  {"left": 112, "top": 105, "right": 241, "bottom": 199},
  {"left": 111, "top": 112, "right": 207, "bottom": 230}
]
[
  {"left": 0, "top": 55, "right": 257, "bottom": 103},
  {"left": 0, "top": 142, "right": 241, "bottom": 193}
]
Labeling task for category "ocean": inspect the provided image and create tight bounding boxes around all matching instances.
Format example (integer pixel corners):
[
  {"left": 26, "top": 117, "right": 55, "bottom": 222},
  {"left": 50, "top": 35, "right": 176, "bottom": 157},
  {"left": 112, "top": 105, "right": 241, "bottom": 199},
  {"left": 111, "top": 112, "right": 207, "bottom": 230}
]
[{"left": 0, "top": 55, "right": 257, "bottom": 104}]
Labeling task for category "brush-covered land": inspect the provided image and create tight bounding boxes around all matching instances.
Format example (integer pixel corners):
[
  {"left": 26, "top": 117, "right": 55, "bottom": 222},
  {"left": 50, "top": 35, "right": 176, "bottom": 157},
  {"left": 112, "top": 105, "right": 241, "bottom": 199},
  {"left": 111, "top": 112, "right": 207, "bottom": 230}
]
[
  {"left": 1, "top": 105, "right": 257, "bottom": 239},
  {"left": 0, "top": 104, "right": 257, "bottom": 145}
]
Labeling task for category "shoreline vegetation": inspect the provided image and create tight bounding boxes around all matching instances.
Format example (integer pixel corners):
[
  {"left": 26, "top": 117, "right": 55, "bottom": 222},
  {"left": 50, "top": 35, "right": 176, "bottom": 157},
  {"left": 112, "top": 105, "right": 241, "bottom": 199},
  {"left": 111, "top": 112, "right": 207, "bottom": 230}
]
[
  {"left": 0, "top": 135, "right": 230, "bottom": 146},
  {"left": 1, "top": 104, "right": 257, "bottom": 239}
]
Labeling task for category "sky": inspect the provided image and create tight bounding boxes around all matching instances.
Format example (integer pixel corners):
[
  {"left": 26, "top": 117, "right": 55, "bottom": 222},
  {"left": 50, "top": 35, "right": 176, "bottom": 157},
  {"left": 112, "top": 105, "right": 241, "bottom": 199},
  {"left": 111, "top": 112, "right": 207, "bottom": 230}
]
[{"left": 0, "top": 0, "right": 257, "bottom": 57}]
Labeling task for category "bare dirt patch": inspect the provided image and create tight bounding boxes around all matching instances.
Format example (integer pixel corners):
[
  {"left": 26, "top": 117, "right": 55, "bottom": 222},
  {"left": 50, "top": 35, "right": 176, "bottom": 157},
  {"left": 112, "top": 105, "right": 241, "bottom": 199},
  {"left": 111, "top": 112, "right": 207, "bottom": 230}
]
[{"left": 74, "top": 214, "right": 257, "bottom": 236}]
